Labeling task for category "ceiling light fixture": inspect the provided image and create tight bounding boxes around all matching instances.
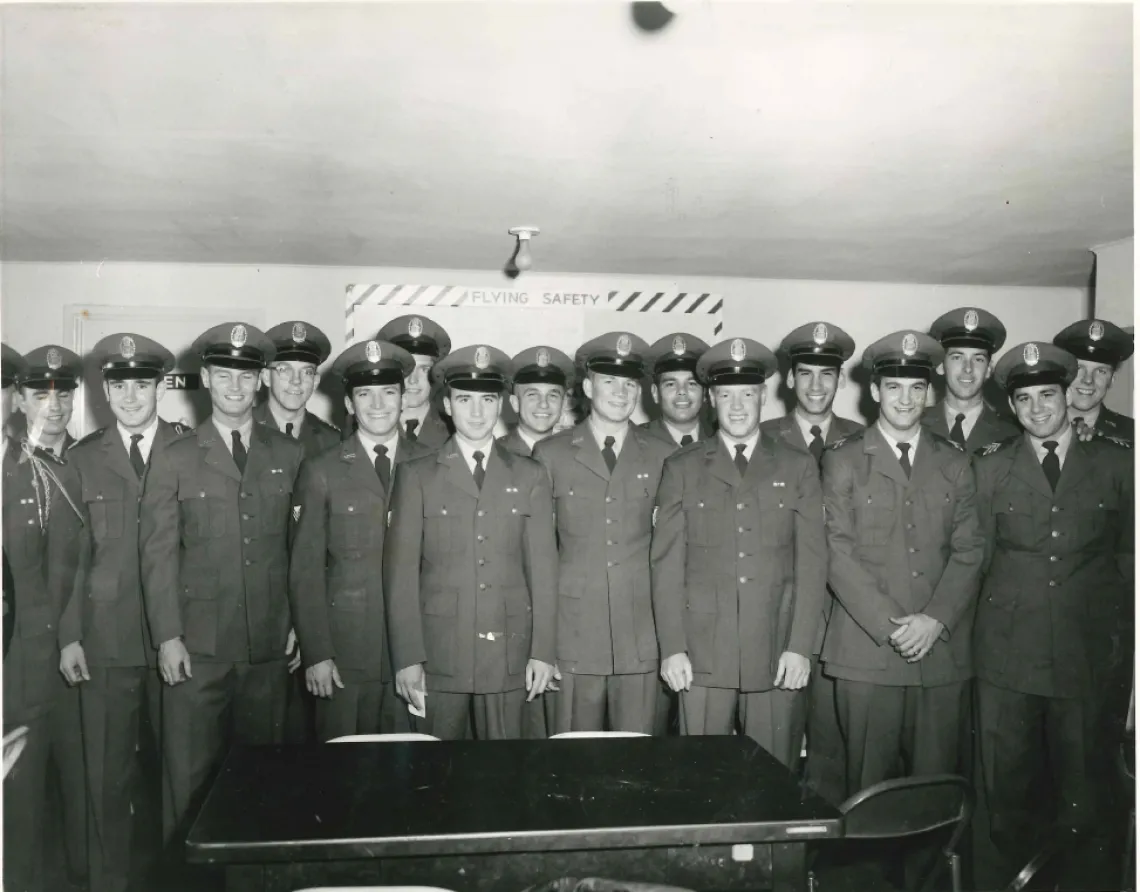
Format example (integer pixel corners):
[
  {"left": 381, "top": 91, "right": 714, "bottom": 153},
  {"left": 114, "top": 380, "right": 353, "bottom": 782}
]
[{"left": 509, "top": 226, "right": 540, "bottom": 272}]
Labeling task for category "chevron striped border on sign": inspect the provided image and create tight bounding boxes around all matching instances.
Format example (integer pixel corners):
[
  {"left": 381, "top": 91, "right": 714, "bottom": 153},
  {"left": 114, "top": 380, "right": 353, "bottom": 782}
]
[{"left": 344, "top": 285, "right": 723, "bottom": 342}]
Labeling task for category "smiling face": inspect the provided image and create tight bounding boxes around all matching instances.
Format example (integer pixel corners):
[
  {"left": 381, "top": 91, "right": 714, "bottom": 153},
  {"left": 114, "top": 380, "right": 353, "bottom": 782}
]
[
  {"left": 510, "top": 382, "right": 565, "bottom": 438},
  {"left": 711, "top": 382, "right": 764, "bottom": 439},
  {"left": 652, "top": 370, "right": 703, "bottom": 426},
  {"left": 104, "top": 376, "right": 164, "bottom": 434},
  {"left": 262, "top": 361, "right": 318, "bottom": 412},
  {"left": 1067, "top": 359, "right": 1115, "bottom": 413},
  {"left": 201, "top": 364, "right": 259, "bottom": 422},
  {"left": 347, "top": 383, "right": 403, "bottom": 439},
  {"left": 19, "top": 385, "right": 75, "bottom": 440},
  {"left": 583, "top": 372, "right": 640, "bottom": 425},
  {"left": 939, "top": 347, "right": 991, "bottom": 401},
  {"left": 871, "top": 376, "right": 928, "bottom": 436},
  {"left": 444, "top": 388, "right": 502, "bottom": 442},
  {"left": 402, "top": 355, "right": 435, "bottom": 411},
  {"left": 788, "top": 362, "right": 842, "bottom": 417},
  {"left": 1011, "top": 383, "right": 1068, "bottom": 440}
]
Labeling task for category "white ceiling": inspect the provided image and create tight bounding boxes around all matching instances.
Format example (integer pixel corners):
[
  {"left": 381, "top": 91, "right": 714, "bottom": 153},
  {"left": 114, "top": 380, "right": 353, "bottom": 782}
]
[{"left": 1, "top": 2, "right": 1132, "bottom": 286}]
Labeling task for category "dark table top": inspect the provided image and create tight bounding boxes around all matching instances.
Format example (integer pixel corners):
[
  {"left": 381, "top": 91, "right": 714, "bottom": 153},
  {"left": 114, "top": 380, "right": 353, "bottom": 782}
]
[{"left": 187, "top": 736, "right": 844, "bottom": 863}]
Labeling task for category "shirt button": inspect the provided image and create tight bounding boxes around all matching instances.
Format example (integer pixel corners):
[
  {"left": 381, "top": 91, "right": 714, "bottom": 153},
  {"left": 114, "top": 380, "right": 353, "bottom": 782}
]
[
  {"left": 242, "top": 514, "right": 250, "bottom": 520},
  {"left": 241, "top": 492, "right": 249, "bottom": 499},
  {"left": 1051, "top": 530, "right": 1060, "bottom": 538}
]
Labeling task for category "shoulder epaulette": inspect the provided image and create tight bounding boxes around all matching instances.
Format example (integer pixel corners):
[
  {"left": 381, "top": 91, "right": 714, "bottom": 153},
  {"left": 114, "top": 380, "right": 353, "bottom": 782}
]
[
  {"left": 171, "top": 422, "right": 191, "bottom": 435},
  {"left": 71, "top": 428, "right": 106, "bottom": 450},
  {"left": 827, "top": 430, "right": 865, "bottom": 450}
]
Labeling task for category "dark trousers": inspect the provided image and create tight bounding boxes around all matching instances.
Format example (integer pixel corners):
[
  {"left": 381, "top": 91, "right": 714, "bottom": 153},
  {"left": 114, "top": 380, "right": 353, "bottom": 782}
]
[
  {"left": 522, "top": 692, "right": 556, "bottom": 740},
  {"left": 411, "top": 689, "right": 526, "bottom": 740},
  {"left": 3, "top": 712, "right": 51, "bottom": 892},
  {"left": 552, "top": 672, "right": 658, "bottom": 735},
  {"left": 81, "top": 665, "right": 162, "bottom": 892},
  {"left": 161, "top": 659, "right": 287, "bottom": 844},
  {"left": 680, "top": 684, "right": 806, "bottom": 768},
  {"left": 314, "top": 676, "right": 409, "bottom": 742},
  {"left": 834, "top": 678, "right": 966, "bottom": 795},
  {"left": 282, "top": 667, "right": 315, "bottom": 744},
  {"left": 49, "top": 677, "right": 89, "bottom": 881},
  {"left": 805, "top": 657, "right": 846, "bottom": 805}
]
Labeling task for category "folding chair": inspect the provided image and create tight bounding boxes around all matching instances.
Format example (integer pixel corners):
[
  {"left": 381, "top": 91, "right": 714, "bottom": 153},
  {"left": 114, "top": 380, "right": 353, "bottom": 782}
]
[
  {"left": 328, "top": 733, "right": 440, "bottom": 743},
  {"left": 808, "top": 774, "right": 973, "bottom": 892}
]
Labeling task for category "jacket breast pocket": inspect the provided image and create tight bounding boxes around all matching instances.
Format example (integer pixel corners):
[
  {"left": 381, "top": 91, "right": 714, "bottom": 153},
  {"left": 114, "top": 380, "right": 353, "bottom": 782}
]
[
  {"left": 422, "top": 588, "right": 458, "bottom": 676},
  {"left": 854, "top": 502, "right": 894, "bottom": 546},
  {"left": 683, "top": 493, "right": 718, "bottom": 547},
  {"left": 330, "top": 497, "right": 373, "bottom": 551},
  {"left": 259, "top": 474, "right": 293, "bottom": 536},
  {"left": 178, "top": 479, "right": 228, "bottom": 539},
  {"left": 83, "top": 480, "right": 126, "bottom": 541},
  {"left": 994, "top": 501, "right": 1037, "bottom": 548},
  {"left": 758, "top": 492, "right": 794, "bottom": 547},
  {"left": 553, "top": 480, "right": 597, "bottom": 538},
  {"left": 1071, "top": 491, "right": 1118, "bottom": 547},
  {"left": 423, "top": 502, "right": 461, "bottom": 554}
]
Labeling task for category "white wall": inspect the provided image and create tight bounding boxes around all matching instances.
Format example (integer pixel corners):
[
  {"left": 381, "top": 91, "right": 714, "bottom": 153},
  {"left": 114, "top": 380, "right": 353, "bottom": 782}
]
[
  {"left": 1, "top": 261, "right": 1086, "bottom": 432},
  {"left": 1092, "top": 237, "right": 1134, "bottom": 416}
]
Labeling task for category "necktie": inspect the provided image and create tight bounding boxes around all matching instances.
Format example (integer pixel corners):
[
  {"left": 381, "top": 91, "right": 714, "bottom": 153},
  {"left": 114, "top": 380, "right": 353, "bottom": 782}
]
[
  {"left": 1042, "top": 440, "right": 1061, "bottom": 491},
  {"left": 472, "top": 450, "right": 485, "bottom": 490},
  {"left": 374, "top": 444, "right": 391, "bottom": 492},
  {"left": 898, "top": 442, "right": 912, "bottom": 478},
  {"left": 680, "top": 434, "right": 694, "bottom": 447},
  {"left": 129, "top": 434, "right": 146, "bottom": 479},
  {"left": 601, "top": 436, "right": 617, "bottom": 474},
  {"left": 809, "top": 425, "right": 824, "bottom": 464},
  {"left": 285, "top": 422, "right": 294, "bottom": 438},
  {"left": 231, "top": 430, "right": 247, "bottom": 475},
  {"left": 405, "top": 419, "right": 420, "bottom": 441},
  {"left": 949, "top": 413, "right": 966, "bottom": 447},
  {"left": 734, "top": 443, "right": 748, "bottom": 476}
]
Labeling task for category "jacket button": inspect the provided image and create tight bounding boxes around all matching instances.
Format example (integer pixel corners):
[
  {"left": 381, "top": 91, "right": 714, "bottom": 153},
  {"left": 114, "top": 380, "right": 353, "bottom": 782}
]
[
  {"left": 243, "top": 537, "right": 251, "bottom": 545},
  {"left": 1051, "top": 530, "right": 1060, "bottom": 538},
  {"left": 606, "top": 518, "right": 612, "bottom": 524},
  {"left": 908, "top": 547, "right": 916, "bottom": 553},
  {"left": 1051, "top": 506, "right": 1060, "bottom": 513},
  {"left": 244, "top": 559, "right": 251, "bottom": 566},
  {"left": 477, "top": 535, "right": 485, "bottom": 542},
  {"left": 736, "top": 503, "right": 744, "bottom": 510},
  {"left": 737, "top": 526, "right": 745, "bottom": 533},
  {"left": 478, "top": 559, "right": 485, "bottom": 566},
  {"left": 738, "top": 576, "right": 747, "bottom": 584},
  {"left": 907, "top": 524, "right": 915, "bottom": 530},
  {"left": 1049, "top": 555, "right": 1059, "bottom": 562},
  {"left": 242, "top": 514, "right": 250, "bottom": 520},
  {"left": 1049, "top": 580, "right": 1057, "bottom": 587},
  {"left": 607, "top": 561, "right": 614, "bottom": 568},
  {"left": 479, "top": 583, "right": 486, "bottom": 590},
  {"left": 478, "top": 510, "right": 486, "bottom": 517},
  {"left": 911, "top": 570, "right": 920, "bottom": 578},
  {"left": 738, "top": 552, "right": 745, "bottom": 558},
  {"left": 905, "top": 500, "right": 912, "bottom": 506},
  {"left": 607, "top": 540, "right": 615, "bottom": 546}
]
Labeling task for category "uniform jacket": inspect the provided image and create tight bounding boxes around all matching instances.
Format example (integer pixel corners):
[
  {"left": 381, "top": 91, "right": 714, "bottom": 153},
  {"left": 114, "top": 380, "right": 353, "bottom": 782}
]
[
  {"left": 760, "top": 412, "right": 864, "bottom": 653},
  {"left": 650, "top": 433, "right": 826, "bottom": 691},
  {"left": 2, "top": 441, "right": 86, "bottom": 722},
  {"left": 406, "top": 406, "right": 452, "bottom": 450},
  {"left": 639, "top": 416, "right": 715, "bottom": 449},
  {"left": 253, "top": 402, "right": 340, "bottom": 460},
  {"left": 821, "top": 426, "right": 984, "bottom": 687},
  {"left": 921, "top": 403, "right": 1020, "bottom": 454},
  {"left": 498, "top": 427, "right": 536, "bottom": 458},
  {"left": 1094, "top": 406, "right": 1134, "bottom": 442},
  {"left": 289, "top": 433, "right": 432, "bottom": 680},
  {"left": 139, "top": 420, "right": 304, "bottom": 663},
  {"left": 60, "top": 420, "right": 188, "bottom": 668},
  {"left": 384, "top": 439, "right": 558, "bottom": 695},
  {"left": 973, "top": 433, "right": 1134, "bottom": 698},
  {"left": 533, "top": 421, "right": 676, "bottom": 676}
]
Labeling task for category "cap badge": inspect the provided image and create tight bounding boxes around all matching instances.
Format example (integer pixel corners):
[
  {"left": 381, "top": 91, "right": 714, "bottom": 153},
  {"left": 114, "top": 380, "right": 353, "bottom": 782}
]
[
  {"left": 901, "top": 333, "right": 918, "bottom": 357},
  {"left": 812, "top": 323, "right": 829, "bottom": 345},
  {"left": 536, "top": 347, "right": 550, "bottom": 368},
  {"left": 730, "top": 339, "right": 747, "bottom": 362},
  {"left": 964, "top": 310, "right": 979, "bottom": 332},
  {"left": 407, "top": 317, "right": 424, "bottom": 338},
  {"left": 119, "top": 335, "right": 136, "bottom": 360},
  {"left": 616, "top": 334, "right": 632, "bottom": 357},
  {"left": 474, "top": 346, "right": 491, "bottom": 369},
  {"left": 230, "top": 324, "right": 248, "bottom": 349},
  {"left": 46, "top": 348, "right": 62, "bottom": 370},
  {"left": 1089, "top": 320, "right": 1105, "bottom": 341},
  {"left": 1023, "top": 343, "right": 1040, "bottom": 366},
  {"left": 365, "top": 340, "right": 382, "bottom": 364},
  {"left": 672, "top": 335, "right": 687, "bottom": 356},
  {"left": 291, "top": 322, "right": 307, "bottom": 343}
]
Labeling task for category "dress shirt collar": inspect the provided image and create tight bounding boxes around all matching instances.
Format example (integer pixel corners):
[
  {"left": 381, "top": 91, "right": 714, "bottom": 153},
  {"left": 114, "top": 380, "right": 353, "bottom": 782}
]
[
  {"left": 118, "top": 418, "right": 159, "bottom": 463},
  {"left": 719, "top": 429, "right": 760, "bottom": 461},
  {"left": 1028, "top": 422, "right": 1073, "bottom": 469},
  {"left": 876, "top": 423, "right": 921, "bottom": 462}
]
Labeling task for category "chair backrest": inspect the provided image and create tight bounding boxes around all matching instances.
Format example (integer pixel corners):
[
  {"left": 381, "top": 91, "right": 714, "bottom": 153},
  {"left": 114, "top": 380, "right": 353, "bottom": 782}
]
[
  {"left": 839, "top": 774, "right": 973, "bottom": 850},
  {"left": 548, "top": 731, "right": 650, "bottom": 739},
  {"left": 327, "top": 733, "right": 440, "bottom": 743}
]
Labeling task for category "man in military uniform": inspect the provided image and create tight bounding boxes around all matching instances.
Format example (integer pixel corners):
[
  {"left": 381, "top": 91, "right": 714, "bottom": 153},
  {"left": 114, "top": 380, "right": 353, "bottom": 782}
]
[
  {"left": 534, "top": 332, "right": 676, "bottom": 734},
  {"left": 652, "top": 338, "right": 825, "bottom": 765},
  {"left": 17, "top": 344, "right": 80, "bottom": 457},
  {"left": 376, "top": 314, "right": 453, "bottom": 448},
  {"left": 641, "top": 333, "right": 713, "bottom": 448},
  {"left": 257, "top": 320, "right": 340, "bottom": 457},
  {"left": 256, "top": 320, "right": 339, "bottom": 743},
  {"left": 139, "top": 322, "right": 304, "bottom": 843},
  {"left": 499, "top": 345, "right": 575, "bottom": 739},
  {"left": 1054, "top": 318, "right": 1134, "bottom": 441},
  {"left": 923, "top": 307, "right": 1020, "bottom": 451},
  {"left": 974, "top": 342, "right": 1133, "bottom": 888},
  {"left": 821, "top": 331, "right": 984, "bottom": 796},
  {"left": 385, "top": 345, "right": 558, "bottom": 740},
  {"left": 3, "top": 345, "right": 88, "bottom": 892},
  {"left": 290, "top": 339, "right": 433, "bottom": 741},
  {"left": 58, "top": 334, "right": 187, "bottom": 892},
  {"left": 761, "top": 321, "right": 861, "bottom": 803}
]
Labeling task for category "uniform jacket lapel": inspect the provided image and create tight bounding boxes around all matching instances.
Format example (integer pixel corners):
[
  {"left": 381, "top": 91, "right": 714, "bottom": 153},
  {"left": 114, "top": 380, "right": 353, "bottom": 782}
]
[
  {"left": 828, "top": 415, "right": 863, "bottom": 443},
  {"left": 741, "top": 431, "right": 778, "bottom": 490},
  {"left": 906, "top": 430, "right": 942, "bottom": 490},
  {"left": 244, "top": 421, "right": 278, "bottom": 482},
  {"left": 100, "top": 426, "right": 139, "bottom": 485},
  {"left": 773, "top": 414, "right": 809, "bottom": 454},
  {"left": 1009, "top": 435, "right": 1054, "bottom": 499},
  {"left": 480, "top": 442, "right": 515, "bottom": 505},
  {"left": 570, "top": 421, "right": 611, "bottom": 481},
  {"left": 864, "top": 425, "right": 910, "bottom": 487},
  {"left": 921, "top": 406, "right": 950, "bottom": 438},
  {"left": 1053, "top": 436, "right": 1092, "bottom": 499},
  {"left": 344, "top": 434, "right": 386, "bottom": 498},
  {"left": 703, "top": 435, "right": 741, "bottom": 489},
  {"left": 198, "top": 421, "right": 242, "bottom": 482},
  {"left": 439, "top": 437, "right": 481, "bottom": 499}
]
